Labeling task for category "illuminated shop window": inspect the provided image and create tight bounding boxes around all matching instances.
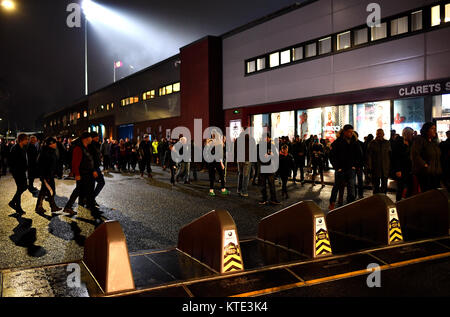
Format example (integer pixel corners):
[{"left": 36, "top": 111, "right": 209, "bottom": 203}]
[
  {"left": 173, "top": 82, "right": 180, "bottom": 92},
  {"left": 446, "top": 4, "right": 450, "bottom": 22},
  {"left": 269, "top": 52, "right": 280, "bottom": 68},
  {"left": 305, "top": 42, "right": 316, "bottom": 58},
  {"left": 431, "top": 5, "right": 441, "bottom": 26},
  {"left": 159, "top": 87, "right": 166, "bottom": 96},
  {"left": 391, "top": 16, "right": 408, "bottom": 36},
  {"left": 337, "top": 31, "right": 351, "bottom": 50},
  {"left": 111, "top": 103, "right": 114, "bottom": 109},
  {"left": 371, "top": 22, "right": 387, "bottom": 41},
  {"left": 77, "top": 113, "right": 81, "bottom": 119},
  {"left": 411, "top": 10, "right": 423, "bottom": 31},
  {"left": 143, "top": 90, "right": 155, "bottom": 100},
  {"left": 354, "top": 27, "right": 368, "bottom": 45},
  {"left": 257, "top": 57, "right": 266, "bottom": 71},
  {"left": 292, "top": 46, "right": 303, "bottom": 61},
  {"left": 247, "top": 60, "right": 256, "bottom": 73},
  {"left": 165, "top": 84, "right": 173, "bottom": 95},
  {"left": 280, "top": 50, "right": 290, "bottom": 64},
  {"left": 271, "top": 111, "right": 295, "bottom": 141},
  {"left": 318, "top": 37, "right": 331, "bottom": 55}
]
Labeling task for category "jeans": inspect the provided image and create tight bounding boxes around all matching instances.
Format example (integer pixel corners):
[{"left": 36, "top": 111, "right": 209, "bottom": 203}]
[
  {"left": 66, "top": 175, "right": 95, "bottom": 209},
  {"left": 237, "top": 162, "right": 251, "bottom": 195},
  {"left": 176, "top": 162, "right": 191, "bottom": 182},
  {"left": 330, "top": 169, "right": 356, "bottom": 204},
  {"left": 250, "top": 162, "right": 260, "bottom": 184},
  {"left": 12, "top": 172, "right": 28, "bottom": 207},
  {"left": 260, "top": 173, "right": 277, "bottom": 202},
  {"left": 293, "top": 159, "right": 305, "bottom": 182},
  {"left": 208, "top": 162, "right": 225, "bottom": 190},
  {"left": 93, "top": 168, "right": 105, "bottom": 198},
  {"left": 372, "top": 176, "right": 388, "bottom": 194}
]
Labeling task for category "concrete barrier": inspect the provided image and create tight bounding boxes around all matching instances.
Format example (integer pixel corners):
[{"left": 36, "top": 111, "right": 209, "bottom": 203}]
[
  {"left": 83, "top": 221, "right": 135, "bottom": 294},
  {"left": 396, "top": 189, "right": 450, "bottom": 240},
  {"left": 178, "top": 210, "right": 244, "bottom": 274},
  {"left": 258, "top": 201, "right": 332, "bottom": 258},
  {"left": 326, "top": 194, "right": 403, "bottom": 251}
]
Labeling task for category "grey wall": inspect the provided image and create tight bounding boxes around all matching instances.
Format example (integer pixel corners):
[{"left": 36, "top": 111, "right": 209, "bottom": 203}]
[{"left": 222, "top": 0, "right": 450, "bottom": 109}]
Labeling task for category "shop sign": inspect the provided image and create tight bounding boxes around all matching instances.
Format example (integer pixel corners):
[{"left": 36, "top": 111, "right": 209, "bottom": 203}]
[{"left": 398, "top": 80, "right": 450, "bottom": 97}]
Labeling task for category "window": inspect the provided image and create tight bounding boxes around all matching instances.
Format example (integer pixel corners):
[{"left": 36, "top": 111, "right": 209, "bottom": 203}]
[
  {"left": 292, "top": 46, "right": 303, "bottom": 61},
  {"left": 305, "top": 42, "right": 317, "bottom": 58},
  {"left": 77, "top": 113, "right": 81, "bottom": 119},
  {"left": 83, "top": 111, "right": 88, "bottom": 118},
  {"left": 280, "top": 50, "right": 290, "bottom": 64},
  {"left": 446, "top": 4, "right": 450, "bottom": 23},
  {"left": 391, "top": 16, "right": 408, "bottom": 36},
  {"left": 159, "top": 87, "right": 166, "bottom": 96},
  {"left": 319, "top": 37, "right": 331, "bottom": 55},
  {"left": 354, "top": 28, "right": 368, "bottom": 45},
  {"left": 143, "top": 90, "right": 155, "bottom": 100},
  {"left": 106, "top": 104, "right": 109, "bottom": 111},
  {"left": 411, "top": 10, "right": 423, "bottom": 31},
  {"left": 257, "top": 57, "right": 266, "bottom": 71},
  {"left": 337, "top": 31, "right": 351, "bottom": 50},
  {"left": 121, "top": 97, "right": 138, "bottom": 106},
  {"left": 247, "top": 60, "right": 256, "bottom": 73},
  {"left": 371, "top": 22, "right": 387, "bottom": 41},
  {"left": 269, "top": 52, "right": 280, "bottom": 68},
  {"left": 173, "top": 82, "right": 180, "bottom": 92},
  {"left": 431, "top": 5, "right": 441, "bottom": 26},
  {"left": 111, "top": 103, "right": 114, "bottom": 109},
  {"left": 165, "top": 84, "right": 173, "bottom": 95}
]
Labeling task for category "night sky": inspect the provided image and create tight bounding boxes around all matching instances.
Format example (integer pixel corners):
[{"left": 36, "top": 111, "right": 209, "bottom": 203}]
[{"left": 0, "top": 0, "right": 299, "bottom": 132}]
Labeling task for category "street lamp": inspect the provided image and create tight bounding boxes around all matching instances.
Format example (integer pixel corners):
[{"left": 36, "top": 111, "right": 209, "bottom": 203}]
[
  {"left": 1, "top": 0, "right": 15, "bottom": 11},
  {"left": 82, "top": 0, "right": 91, "bottom": 96}
]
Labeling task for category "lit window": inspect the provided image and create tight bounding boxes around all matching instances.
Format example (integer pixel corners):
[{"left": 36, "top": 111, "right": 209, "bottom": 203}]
[
  {"left": 446, "top": 4, "right": 450, "bottom": 23},
  {"left": 247, "top": 60, "right": 256, "bottom": 73},
  {"left": 77, "top": 113, "right": 81, "bottom": 119},
  {"left": 173, "top": 83, "right": 180, "bottom": 92},
  {"left": 121, "top": 99, "right": 125, "bottom": 106},
  {"left": 134, "top": 97, "right": 139, "bottom": 103},
  {"left": 83, "top": 111, "right": 88, "bottom": 118},
  {"left": 431, "top": 5, "right": 441, "bottom": 26},
  {"left": 257, "top": 57, "right": 266, "bottom": 71},
  {"left": 371, "top": 22, "right": 387, "bottom": 41},
  {"left": 166, "top": 85, "right": 173, "bottom": 94},
  {"left": 391, "top": 16, "right": 408, "bottom": 36},
  {"left": 89, "top": 109, "right": 92, "bottom": 115},
  {"left": 337, "top": 31, "right": 351, "bottom": 50},
  {"left": 319, "top": 37, "right": 331, "bottom": 54},
  {"left": 354, "top": 28, "right": 368, "bottom": 45},
  {"left": 411, "top": 10, "right": 423, "bottom": 31},
  {"left": 280, "top": 50, "right": 290, "bottom": 64},
  {"left": 160, "top": 87, "right": 166, "bottom": 96},
  {"left": 106, "top": 104, "right": 109, "bottom": 111},
  {"left": 269, "top": 52, "right": 280, "bottom": 68},
  {"left": 292, "top": 46, "right": 303, "bottom": 61},
  {"left": 305, "top": 43, "right": 317, "bottom": 58}
]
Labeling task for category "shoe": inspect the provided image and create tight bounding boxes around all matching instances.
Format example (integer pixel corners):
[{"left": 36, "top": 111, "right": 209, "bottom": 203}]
[
  {"left": 8, "top": 200, "right": 17, "bottom": 210},
  {"left": 63, "top": 207, "right": 76, "bottom": 216},
  {"left": 221, "top": 189, "right": 230, "bottom": 195},
  {"left": 258, "top": 200, "right": 268, "bottom": 205},
  {"left": 328, "top": 203, "right": 335, "bottom": 211},
  {"left": 270, "top": 200, "right": 281, "bottom": 205}
]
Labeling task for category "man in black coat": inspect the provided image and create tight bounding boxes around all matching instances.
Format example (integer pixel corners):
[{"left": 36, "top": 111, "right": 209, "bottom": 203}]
[
  {"left": 88, "top": 131, "right": 105, "bottom": 205},
  {"left": 35, "top": 137, "right": 62, "bottom": 214},
  {"left": 391, "top": 127, "right": 414, "bottom": 202},
  {"left": 292, "top": 135, "right": 306, "bottom": 184},
  {"left": 138, "top": 134, "right": 153, "bottom": 178},
  {"left": 328, "top": 125, "right": 363, "bottom": 210},
  {"left": 26, "top": 135, "right": 39, "bottom": 193},
  {"left": 8, "top": 134, "right": 29, "bottom": 213}
]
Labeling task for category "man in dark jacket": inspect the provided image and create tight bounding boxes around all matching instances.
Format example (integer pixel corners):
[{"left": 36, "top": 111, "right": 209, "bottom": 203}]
[
  {"left": 439, "top": 130, "right": 450, "bottom": 190},
  {"left": 138, "top": 134, "right": 152, "bottom": 178},
  {"left": 63, "top": 132, "right": 98, "bottom": 216},
  {"left": 88, "top": 132, "right": 105, "bottom": 205},
  {"left": 411, "top": 122, "right": 442, "bottom": 192},
  {"left": 26, "top": 135, "right": 39, "bottom": 193},
  {"left": 391, "top": 127, "right": 414, "bottom": 202},
  {"left": 278, "top": 144, "right": 295, "bottom": 199},
  {"left": 292, "top": 135, "right": 306, "bottom": 184},
  {"left": 367, "top": 129, "right": 391, "bottom": 194},
  {"left": 35, "top": 137, "right": 62, "bottom": 214},
  {"left": 258, "top": 135, "right": 280, "bottom": 205},
  {"left": 8, "top": 134, "right": 29, "bottom": 213},
  {"left": 328, "top": 125, "right": 362, "bottom": 210}
]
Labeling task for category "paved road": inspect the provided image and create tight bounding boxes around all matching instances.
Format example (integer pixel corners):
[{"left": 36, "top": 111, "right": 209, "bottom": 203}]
[{"left": 0, "top": 167, "right": 396, "bottom": 270}]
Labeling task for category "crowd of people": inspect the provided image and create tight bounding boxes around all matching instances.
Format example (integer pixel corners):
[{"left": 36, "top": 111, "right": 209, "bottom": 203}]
[{"left": 0, "top": 121, "right": 448, "bottom": 217}]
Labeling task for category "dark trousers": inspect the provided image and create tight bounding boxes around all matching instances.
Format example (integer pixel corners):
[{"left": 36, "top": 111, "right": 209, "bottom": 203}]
[
  {"left": 12, "top": 173, "right": 28, "bottom": 208},
  {"left": 170, "top": 165, "right": 176, "bottom": 184},
  {"left": 330, "top": 169, "right": 355, "bottom": 204},
  {"left": 208, "top": 163, "right": 225, "bottom": 190},
  {"left": 103, "top": 155, "right": 110, "bottom": 170},
  {"left": 139, "top": 157, "right": 152, "bottom": 174},
  {"left": 93, "top": 168, "right": 105, "bottom": 198},
  {"left": 417, "top": 174, "right": 441, "bottom": 193},
  {"left": 260, "top": 173, "right": 277, "bottom": 202},
  {"left": 38, "top": 177, "right": 56, "bottom": 200},
  {"left": 65, "top": 175, "right": 95, "bottom": 209},
  {"left": 396, "top": 173, "right": 414, "bottom": 202},
  {"left": 280, "top": 174, "right": 289, "bottom": 194},
  {"left": 355, "top": 168, "right": 364, "bottom": 198},
  {"left": 372, "top": 176, "right": 388, "bottom": 194},
  {"left": 293, "top": 160, "right": 305, "bottom": 181}
]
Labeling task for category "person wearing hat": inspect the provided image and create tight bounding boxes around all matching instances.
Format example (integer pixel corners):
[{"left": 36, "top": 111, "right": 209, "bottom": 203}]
[
  {"left": 88, "top": 131, "right": 105, "bottom": 206},
  {"left": 63, "top": 132, "right": 98, "bottom": 216},
  {"left": 35, "top": 137, "right": 62, "bottom": 214}
]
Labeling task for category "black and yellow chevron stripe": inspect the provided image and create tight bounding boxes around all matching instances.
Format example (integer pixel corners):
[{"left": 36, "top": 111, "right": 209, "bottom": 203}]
[
  {"left": 223, "top": 253, "right": 243, "bottom": 272},
  {"left": 389, "top": 219, "right": 403, "bottom": 243},
  {"left": 315, "top": 229, "right": 332, "bottom": 256}
]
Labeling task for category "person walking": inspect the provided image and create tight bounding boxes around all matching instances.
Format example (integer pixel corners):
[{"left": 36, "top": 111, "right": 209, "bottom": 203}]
[
  {"left": 328, "top": 125, "right": 362, "bottom": 210},
  {"left": 235, "top": 131, "right": 253, "bottom": 198},
  {"left": 310, "top": 137, "right": 325, "bottom": 186},
  {"left": 292, "top": 135, "right": 306, "bottom": 184},
  {"left": 205, "top": 136, "right": 229, "bottom": 196},
  {"left": 367, "top": 129, "right": 391, "bottom": 194},
  {"left": 63, "top": 132, "right": 98, "bottom": 217},
  {"left": 175, "top": 137, "right": 191, "bottom": 184},
  {"left": 35, "top": 137, "right": 62, "bottom": 214},
  {"left": 26, "top": 135, "right": 40, "bottom": 193},
  {"left": 8, "top": 134, "right": 29, "bottom": 214},
  {"left": 354, "top": 131, "right": 365, "bottom": 199},
  {"left": 278, "top": 144, "right": 295, "bottom": 199},
  {"left": 411, "top": 122, "right": 442, "bottom": 192},
  {"left": 258, "top": 134, "right": 280, "bottom": 205},
  {"left": 152, "top": 138, "right": 159, "bottom": 165},
  {"left": 391, "top": 127, "right": 414, "bottom": 202},
  {"left": 88, "top": 132, "right": 105, "bottom": 207},
  {"left": 138, "top": 134, "right": 153, "bottom": 178},
  {"left": 100, "top": 138, "right": 111, "bottom": 173}
]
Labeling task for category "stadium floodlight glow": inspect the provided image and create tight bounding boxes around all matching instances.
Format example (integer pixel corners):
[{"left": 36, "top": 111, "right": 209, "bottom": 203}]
[
  {"left": 81, "top": 0, "right": 137, "bottom": 33},
  {"left": 1, "top": 0, "right": 15, "bottom": 10}
]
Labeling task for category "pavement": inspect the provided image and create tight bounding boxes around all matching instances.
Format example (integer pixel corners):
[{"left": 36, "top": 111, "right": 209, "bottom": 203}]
[{"left": 0, "top": 166, "right": 396, "bottom": 271}]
